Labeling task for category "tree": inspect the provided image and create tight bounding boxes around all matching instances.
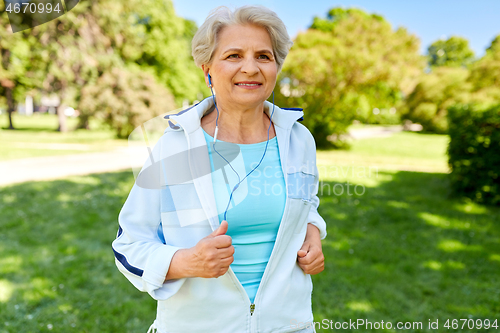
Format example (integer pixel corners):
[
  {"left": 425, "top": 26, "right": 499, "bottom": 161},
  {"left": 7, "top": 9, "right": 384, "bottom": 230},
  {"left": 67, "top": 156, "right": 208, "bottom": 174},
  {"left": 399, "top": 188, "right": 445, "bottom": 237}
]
[
  {"left": 428, "top": 36, "right": 475, "bottom": 67},
  {"left": 275, "top": 8, "right": 424, "bottom": 148},
  {"left": 469, "top": 34, "right": 500, "bottom": 91},
  {"left": 486, "top": 35, "right": 500, "bottom": 53},
  {"left": 0, "top": 9, "right": 37, "bottom": 129},
  {"left": 1, "top": 0, "right": 126, "bottom": 132},
  {"left": 82, "top": 0, "right": 206, "bottom": 106},
  {"left": 73, "top": 0, "right": 206, "bottom": 125},
  {"left": 1, "top": 0, "right": 203, "bottom": 133},
  {"left": 79, "top": 66, "right": 175, "bottom": 138},
  {"left": 405, "top": 35, "right": 500, "bottom": 133},
  {"left": 29, "top": 2, "right": 113, "bottom": 132},
  {"left": 403, "top": 67, "right": 471, "bottom": 133},
  {"left": 123, "top": 0, "right": 206, "bottom": 104},
  {"left": 467, "top": 34, "right": 500, "bottom": 107}
]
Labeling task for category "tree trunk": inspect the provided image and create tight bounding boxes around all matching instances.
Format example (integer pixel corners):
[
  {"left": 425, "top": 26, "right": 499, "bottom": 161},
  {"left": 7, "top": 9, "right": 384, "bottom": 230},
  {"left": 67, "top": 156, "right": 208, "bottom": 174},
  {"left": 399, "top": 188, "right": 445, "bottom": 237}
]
[
  {"left": 56, "top": 86, "right": 68, "bottom": 132},
  {"left": 5, "top": 87, "right": 15, "bottom": 130},
  {"left": 1, "top": 50, "right": 15, "bottom": 130},
  {"left": 7, "top": 110, "right": 15, "bottom": 130},
  {"left": 57, "top": 103, "right": 67, "bottom": 132},
  {"left": 76, "top": 115, "right": 90, "bottom": 130}
]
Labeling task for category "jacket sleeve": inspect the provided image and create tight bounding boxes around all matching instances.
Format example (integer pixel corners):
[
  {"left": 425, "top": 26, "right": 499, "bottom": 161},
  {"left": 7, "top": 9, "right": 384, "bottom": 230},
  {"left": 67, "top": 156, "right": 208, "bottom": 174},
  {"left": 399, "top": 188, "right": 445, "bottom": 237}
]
[
  {"left": 112, "top": 140, "right": 187, "bottom": 301},
  {"left": 300, "top": 122, "right": 327, "bottom": 240},
  {"left": 307, "top": 196, "right": 327, "bottom": 240},
  {"left": 307, "top": 159, "right": 327, "bottom": 240}
]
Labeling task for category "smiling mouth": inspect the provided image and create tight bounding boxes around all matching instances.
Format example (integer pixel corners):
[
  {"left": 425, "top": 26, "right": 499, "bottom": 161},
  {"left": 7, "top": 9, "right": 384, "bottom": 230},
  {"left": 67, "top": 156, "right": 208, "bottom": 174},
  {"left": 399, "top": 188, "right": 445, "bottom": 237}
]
[{"left": 235, "top": 83, "right": 262, "bottom": 86}]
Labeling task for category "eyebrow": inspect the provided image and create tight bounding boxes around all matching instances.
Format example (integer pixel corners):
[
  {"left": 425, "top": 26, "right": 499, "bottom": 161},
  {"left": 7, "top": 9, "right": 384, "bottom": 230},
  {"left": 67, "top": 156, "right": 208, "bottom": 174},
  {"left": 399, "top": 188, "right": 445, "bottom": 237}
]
[{"left": 222, "top": 48, "right": 274, "bottom": 55}]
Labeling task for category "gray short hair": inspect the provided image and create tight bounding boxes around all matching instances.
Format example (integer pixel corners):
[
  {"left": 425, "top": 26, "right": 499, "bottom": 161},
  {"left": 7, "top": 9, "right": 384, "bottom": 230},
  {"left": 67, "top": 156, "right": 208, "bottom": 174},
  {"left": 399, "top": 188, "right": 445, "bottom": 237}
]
[{"left": 192, "top": 5, "right": 293, "bottom": 72}]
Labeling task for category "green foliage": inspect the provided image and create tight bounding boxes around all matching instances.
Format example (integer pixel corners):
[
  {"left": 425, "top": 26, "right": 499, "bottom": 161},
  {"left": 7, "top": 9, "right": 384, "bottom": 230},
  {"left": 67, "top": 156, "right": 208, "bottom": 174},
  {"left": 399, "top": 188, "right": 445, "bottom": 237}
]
[
  {"left": 310, "top": 7, "right": 382, "bottom": 32},
  {"left": 469, "top": 34, "right": 500, "bottom": 91},
  {"left": 79, "top": 66, "right": 175, "bottom": 138},
  {"left": 1, "top": 0, "right": 206, "bottom": 135},
  {"left": 0, "top": 10, "right": 38, "bottom": 129},
  {"left": 428, "top": 36, "right": 475, "bottom": 67},
  {"left": 405, "top": 35, "right": 500, "bottom": 134},
  {"left": 276, "top": 7, "right": 424, "bottom": 148},
  {"left": 486, "top": 35, "right": 500, "bottom": 53},
  {"left": 403, "top": 67, "right": 471, "bottom": 133},
  {"left": 118, "top": 0, "right": 206, "bottom": 104},
  {"left": 447, "top": 104, "right": 500, "bottom": 206}
]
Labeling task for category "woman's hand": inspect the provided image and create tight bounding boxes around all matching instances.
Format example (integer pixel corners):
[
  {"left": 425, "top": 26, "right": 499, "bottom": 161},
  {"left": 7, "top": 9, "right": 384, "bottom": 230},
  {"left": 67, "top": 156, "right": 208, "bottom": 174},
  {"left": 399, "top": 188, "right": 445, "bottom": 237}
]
[
  {"left": 297, "top": 223, "right": 324, "bottom": 275},
  {"left": 165, "top": 220, "right": 234, "bottom": 281}
]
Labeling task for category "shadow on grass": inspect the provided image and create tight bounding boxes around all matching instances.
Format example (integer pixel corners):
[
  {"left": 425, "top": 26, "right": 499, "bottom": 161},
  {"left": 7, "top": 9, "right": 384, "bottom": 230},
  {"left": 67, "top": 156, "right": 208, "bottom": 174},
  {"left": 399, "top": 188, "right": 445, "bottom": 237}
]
[
  {"left": 313, "top": 171, "right": 500, "bottom": 332},
  {"left": 0, "top": 172, "right": 156, "bottom": 333},
  {"left": 1, "top": 127, "right": 61, "bottom": 132}
]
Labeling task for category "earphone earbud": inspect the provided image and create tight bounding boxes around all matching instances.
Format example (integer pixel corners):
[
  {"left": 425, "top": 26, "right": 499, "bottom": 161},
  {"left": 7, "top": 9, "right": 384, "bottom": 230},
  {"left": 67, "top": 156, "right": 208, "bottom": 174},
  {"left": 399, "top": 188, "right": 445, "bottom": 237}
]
[{"left": 208, "top": 73, "right": 212, "bottom": 87}]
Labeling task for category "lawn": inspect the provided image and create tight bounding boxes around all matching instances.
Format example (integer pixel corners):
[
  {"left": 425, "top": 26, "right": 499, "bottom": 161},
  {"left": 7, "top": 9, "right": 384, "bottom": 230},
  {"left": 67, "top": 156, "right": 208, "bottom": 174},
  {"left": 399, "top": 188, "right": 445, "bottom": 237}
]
[
  {"left": 313, "top": 172, "right": 499, "bottom": 332},
  {"left": 1, "top": 131, "right": 499, "bottom": 332},
  {"left": 317, "top": 131, "right": 450, "bottom": 174},
  {"left": 0, "top": 173, "right": 155, "bottom": 333},
  {"left": 0, "top": 113, "right": 128, "bottom": 161}
]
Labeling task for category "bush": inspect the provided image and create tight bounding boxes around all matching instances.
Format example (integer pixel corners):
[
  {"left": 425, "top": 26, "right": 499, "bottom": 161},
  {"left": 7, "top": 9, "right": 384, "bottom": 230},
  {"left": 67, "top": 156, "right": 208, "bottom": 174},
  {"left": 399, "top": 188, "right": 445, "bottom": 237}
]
[
  {"left": 404, "top": 67, "right": 471, "bottom": 133},
  {"left": 447, "top": 104, "right": 500, "bottom": 205},
  {"left": 412, "top": 102, "right": 446, "bottom": 132}
]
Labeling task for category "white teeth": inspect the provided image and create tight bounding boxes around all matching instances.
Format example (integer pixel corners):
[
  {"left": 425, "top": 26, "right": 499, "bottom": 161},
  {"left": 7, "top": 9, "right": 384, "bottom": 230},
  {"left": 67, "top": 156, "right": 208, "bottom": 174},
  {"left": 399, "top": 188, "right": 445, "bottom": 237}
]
[{"left": 236, "top": 83, "right": 259, "bottom": 86}]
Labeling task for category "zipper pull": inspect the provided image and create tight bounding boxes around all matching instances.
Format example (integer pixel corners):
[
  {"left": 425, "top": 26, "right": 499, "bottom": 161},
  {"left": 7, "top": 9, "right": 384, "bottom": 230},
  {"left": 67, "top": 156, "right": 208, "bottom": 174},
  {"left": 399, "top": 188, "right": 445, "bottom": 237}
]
[{"left": 250, "top": 303, "right": 255, "bottom": 316}]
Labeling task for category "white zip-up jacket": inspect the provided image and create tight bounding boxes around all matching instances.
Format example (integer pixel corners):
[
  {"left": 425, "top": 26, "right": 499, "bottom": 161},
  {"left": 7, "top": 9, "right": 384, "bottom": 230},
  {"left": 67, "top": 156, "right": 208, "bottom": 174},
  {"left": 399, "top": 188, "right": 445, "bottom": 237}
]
[{"left": 112, "top": 97, "right": 327, "bottom": 333}]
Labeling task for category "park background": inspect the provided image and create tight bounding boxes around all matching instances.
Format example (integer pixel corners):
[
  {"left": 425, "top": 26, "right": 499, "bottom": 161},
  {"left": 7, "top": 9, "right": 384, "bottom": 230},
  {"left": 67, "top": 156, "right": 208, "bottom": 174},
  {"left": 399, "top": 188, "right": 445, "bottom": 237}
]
[{"left": 1, "top": 0, "right": 499, "bottom": 332}]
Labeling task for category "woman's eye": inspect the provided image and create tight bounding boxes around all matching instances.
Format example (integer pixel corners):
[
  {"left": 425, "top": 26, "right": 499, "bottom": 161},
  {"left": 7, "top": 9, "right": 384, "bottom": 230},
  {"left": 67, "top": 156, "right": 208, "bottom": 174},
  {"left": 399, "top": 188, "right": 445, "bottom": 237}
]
[
  {"left": 227, "top": 54, "right": 239, "bottom": 59},
  {"left": 258, "top": 54, "right": 270, "bottom": 60}
]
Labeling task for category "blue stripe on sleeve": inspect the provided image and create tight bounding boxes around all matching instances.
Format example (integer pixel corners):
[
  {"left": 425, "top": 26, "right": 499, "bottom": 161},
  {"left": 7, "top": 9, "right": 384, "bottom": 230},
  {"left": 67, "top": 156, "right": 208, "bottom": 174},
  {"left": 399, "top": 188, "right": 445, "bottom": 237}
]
[{"left": 113, "top": 247, "right": 144, "bottom": 277}]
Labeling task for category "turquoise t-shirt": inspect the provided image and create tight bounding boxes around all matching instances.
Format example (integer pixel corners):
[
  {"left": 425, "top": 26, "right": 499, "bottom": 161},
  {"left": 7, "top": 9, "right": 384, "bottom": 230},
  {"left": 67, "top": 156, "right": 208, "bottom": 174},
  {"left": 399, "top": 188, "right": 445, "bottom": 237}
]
[{"left": 202, "top": 128, "right": 286, "bottom": 303}]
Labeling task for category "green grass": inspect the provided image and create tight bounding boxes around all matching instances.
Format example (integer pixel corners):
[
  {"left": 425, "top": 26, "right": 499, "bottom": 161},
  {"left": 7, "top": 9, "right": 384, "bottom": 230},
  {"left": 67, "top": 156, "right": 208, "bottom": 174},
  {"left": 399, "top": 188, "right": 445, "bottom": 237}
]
[
  {"left": 0, "top": 113, "right": 128, "bottom": 161},
  {"left": 1, "top": 131, "right": 499, "bottom": 332},
  {"left": 0, "top": 172, "right": 155, "bottom": 333},
  {"left": 313, "top": 171, "right": 500, "bottom": 332},
  {"left": 319, "top": 131, "right": 450, "bottom": 174}
]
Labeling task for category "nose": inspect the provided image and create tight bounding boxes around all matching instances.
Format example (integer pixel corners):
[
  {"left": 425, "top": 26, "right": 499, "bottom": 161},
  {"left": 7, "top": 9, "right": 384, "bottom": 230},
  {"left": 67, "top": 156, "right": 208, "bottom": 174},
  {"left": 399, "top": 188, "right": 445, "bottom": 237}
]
[{"left": 240, "top": 57, "right": 259, "bottom": 76}]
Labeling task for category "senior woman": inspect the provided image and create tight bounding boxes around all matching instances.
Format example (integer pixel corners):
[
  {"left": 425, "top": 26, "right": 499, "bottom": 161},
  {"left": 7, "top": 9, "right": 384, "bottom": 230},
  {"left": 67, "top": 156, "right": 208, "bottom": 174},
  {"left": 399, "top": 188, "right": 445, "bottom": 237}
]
[{"left": 112, "top": 5, "right": 326, "bottom": 333}]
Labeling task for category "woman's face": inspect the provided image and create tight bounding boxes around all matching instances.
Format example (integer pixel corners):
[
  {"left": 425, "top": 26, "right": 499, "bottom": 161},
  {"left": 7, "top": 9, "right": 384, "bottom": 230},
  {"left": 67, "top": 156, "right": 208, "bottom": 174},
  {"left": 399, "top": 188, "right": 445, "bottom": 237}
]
[{"left": 203, "top": 24, "right": 278, "bottom": 110}]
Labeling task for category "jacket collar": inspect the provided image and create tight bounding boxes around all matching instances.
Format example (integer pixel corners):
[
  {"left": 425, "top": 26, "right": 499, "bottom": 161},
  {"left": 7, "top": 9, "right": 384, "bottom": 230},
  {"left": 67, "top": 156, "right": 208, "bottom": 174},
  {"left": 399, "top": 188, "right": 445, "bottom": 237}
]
[{"left": 166, "top": 97, "right": 303, "bottom": 134}]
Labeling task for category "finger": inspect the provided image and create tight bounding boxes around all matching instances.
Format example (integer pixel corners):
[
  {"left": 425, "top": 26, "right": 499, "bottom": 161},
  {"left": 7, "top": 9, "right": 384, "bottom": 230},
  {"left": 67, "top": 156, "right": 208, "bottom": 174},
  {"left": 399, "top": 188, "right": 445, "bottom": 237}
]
[
  {"left": 299, "top": 248, "right": 323, "bottom": 264},
  {"left": 211, "top": 220, "right": 228, "bottom": 237},
  {"left": 308, "top": 263, "right": 324, "bottom": 275},
  {"left": 300, "top": 243, "right": 323, "bottom": 259},
  {"left": 300, "top": 256, "right": 325, "bottom": 274},
  {"left": 298, "top": 255, "right": 314, "bottom": 265},
  {"left": 219, "top": 256, "right": 234, "bottom": 266},
  {"left": 297, "top": 242, "right": 310, "bottom": 258},
  {"left": 298, "top": 250, "right": 322, "bottom": 265},
  {"left": 217, "top": 245, "right": 235, "bottom": 258},
  {"left": 213, "top": 235, "right": 232, "bottom": 248},
  {"left": 299, "top": 262, "right": 321, "bottom": 275},
  {"left": 297, "top": 249, "right": 308, "bottom": 258}
]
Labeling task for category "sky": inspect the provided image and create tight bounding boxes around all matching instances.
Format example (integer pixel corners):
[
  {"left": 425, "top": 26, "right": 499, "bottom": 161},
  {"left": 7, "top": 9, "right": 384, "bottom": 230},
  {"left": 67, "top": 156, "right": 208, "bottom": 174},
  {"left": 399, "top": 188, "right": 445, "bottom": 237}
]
[{"left": 172, "top": 0, "right": 500, "bottom": 57}]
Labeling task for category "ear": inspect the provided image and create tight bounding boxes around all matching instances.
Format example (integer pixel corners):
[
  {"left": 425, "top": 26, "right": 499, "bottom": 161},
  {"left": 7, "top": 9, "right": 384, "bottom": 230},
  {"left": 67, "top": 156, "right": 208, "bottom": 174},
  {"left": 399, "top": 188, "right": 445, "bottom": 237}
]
[{"left": 202, "top": 64, "right": 211, "bottom": 87}]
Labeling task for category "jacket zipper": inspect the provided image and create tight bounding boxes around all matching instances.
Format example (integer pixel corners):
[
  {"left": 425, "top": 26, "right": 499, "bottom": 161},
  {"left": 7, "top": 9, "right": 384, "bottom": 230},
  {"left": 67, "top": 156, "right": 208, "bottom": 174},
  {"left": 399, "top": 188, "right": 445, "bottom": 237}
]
[{"left": 247, "top": 127, "right": 291, "bottom": 331}]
